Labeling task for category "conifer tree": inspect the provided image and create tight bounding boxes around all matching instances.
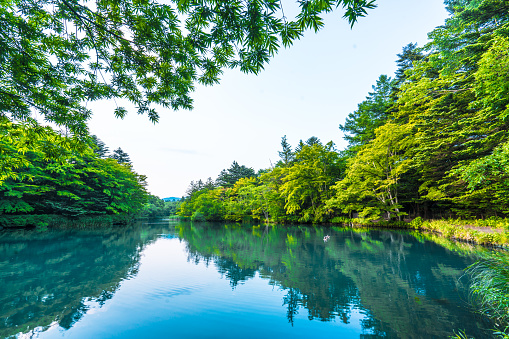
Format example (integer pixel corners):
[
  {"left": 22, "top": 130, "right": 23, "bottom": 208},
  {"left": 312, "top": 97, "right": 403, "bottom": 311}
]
[
  {"left": 216, "top": 161, "right": 256, "bottom": 188},
  {"left": 278, "top": 136, "right": 295, "bottom": 167},
  {"left": 110, "top": 148, "right": 132, "bottom": 165}
]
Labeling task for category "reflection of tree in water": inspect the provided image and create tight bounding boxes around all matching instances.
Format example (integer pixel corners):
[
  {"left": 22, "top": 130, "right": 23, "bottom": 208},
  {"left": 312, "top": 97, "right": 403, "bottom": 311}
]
[
  {"left": 178, "top": 223, "right": 493, "bottom": 338},
  {"left": 282, "top": 288, "right": 300, "bottom": 326},
  {"left": 216, "top": 258, "right": 257, "bottom": 288},
  {"left": 0, "top": 221, "right": 174, "bottom": 338}
]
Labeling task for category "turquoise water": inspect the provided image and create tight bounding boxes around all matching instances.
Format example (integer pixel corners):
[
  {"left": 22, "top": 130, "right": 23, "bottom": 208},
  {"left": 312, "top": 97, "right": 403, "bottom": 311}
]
[{"left": 0, "top": 220, "right": 494, "bottom": 338}]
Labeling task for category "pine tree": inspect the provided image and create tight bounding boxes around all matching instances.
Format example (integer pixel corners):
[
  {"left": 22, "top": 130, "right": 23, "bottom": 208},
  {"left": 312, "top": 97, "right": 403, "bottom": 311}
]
[
  {"left": 110, "top": 148, "right": 132, "bottom": 165},
  {"left": 216, "top": 161, "right": 256, "bottom": 188},
  {"left": 394, "top": 43, "right": 424, "bottom": 87},
  {"left": 339, "top": 75, "right": 396, "bottom": 154},
  {"left": 278, "top": 136, "right": 295, "bottom": 167},
  {"left": 90, "top": 135, "right": 109, "bottom": 158}
]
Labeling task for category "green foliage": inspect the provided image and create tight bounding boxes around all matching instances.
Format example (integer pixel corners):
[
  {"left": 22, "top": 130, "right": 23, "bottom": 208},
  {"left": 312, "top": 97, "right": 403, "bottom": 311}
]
[
  {"left": 467, "top": 252, "right": 509, "bottom": 335},
  {"left": 332, "top": 0, "right": 509, "bottom": 220},
  {"left": 90, "top": 135, "right": 109, "bottom": 158},
  {"left": 141, "top": 195, "right": 179, "bottom": 217},
  {"left": 179, "top": 0, "right": 509, "bottom": 229},
  {"left": 279, "top": 141, "right": 344, "bottom": 222},
  {"left": 178, "top": 138, "right": 344, "bottom": 224},
  {"left": 339, "top": 74, "right": 396, "bottom": 154},
  {"left": 177, "top": 186, "right": 226, "bottom": 221},
  {"left": 110, "top": 147, "right": 132, "bottom": 165},
  {"left": 394, "top": 43, "right": 424, "bottom": 87},
  {"left": 391, "top": 0, "right": 509, "bottom": 216},
  {"left": 329, "top": 122, "right": 414, "bottom": 220},
  {"left": 215, "top": 161, "right": 256, "bottom": 188},
  {"left": 0, "top": 122, "right": 149, "bottom": 222},
  {"left": 0, "top": 0, "right": 376, "bottom": 137}
]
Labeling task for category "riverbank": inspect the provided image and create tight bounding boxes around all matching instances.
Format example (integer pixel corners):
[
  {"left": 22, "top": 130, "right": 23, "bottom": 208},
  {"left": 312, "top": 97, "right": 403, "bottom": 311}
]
[
  {"left": 328, "top": 217, "right": 509, "bottom": 247},
  {"left": 3, "top": 213, "right": 509, "bottom": 247},
  {"left": 0, "top": 214, "right": 137, "bottom": 230}
]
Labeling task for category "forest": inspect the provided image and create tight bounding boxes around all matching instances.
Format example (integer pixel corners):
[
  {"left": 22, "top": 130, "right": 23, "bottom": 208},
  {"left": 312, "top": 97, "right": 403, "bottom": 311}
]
[
  {"left": 177, "top": 0, "right": 509, "bottom": 229},
  {"left": 0, "top": 120, "right": 150, "bottom": 228},
  {"left": 1, "top": 0, "right": 508, "bottom": 232},
  {"left": 0, "top": 0, "right": 378, "bottom": 227}
]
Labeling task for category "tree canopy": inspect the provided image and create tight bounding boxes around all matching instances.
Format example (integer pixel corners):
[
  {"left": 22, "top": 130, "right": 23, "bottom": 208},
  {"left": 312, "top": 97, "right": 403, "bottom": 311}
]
[
  {"left": 1, "top": 0, "right": 376, "bottom": 137},
  {"left": 0, "top": 120, "right": 148, "bottom": 221}
]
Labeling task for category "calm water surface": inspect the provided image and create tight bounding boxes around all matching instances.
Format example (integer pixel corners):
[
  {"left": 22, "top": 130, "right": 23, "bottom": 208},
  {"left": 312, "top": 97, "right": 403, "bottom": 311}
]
[{"left": 0, "top": 220, "right": 494, "bottom": 338}]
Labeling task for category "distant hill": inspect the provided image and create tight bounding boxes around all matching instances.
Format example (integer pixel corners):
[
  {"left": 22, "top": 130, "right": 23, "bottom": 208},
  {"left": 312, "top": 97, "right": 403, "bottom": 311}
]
[{"left": 162, "top": 197, "right": 181, "bottom": 202}]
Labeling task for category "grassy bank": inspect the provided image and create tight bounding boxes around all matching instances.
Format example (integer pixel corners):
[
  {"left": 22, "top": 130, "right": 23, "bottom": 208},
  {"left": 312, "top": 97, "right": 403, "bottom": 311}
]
[{"left": 329, "top": 217, "right": 509, "bottom": 247}]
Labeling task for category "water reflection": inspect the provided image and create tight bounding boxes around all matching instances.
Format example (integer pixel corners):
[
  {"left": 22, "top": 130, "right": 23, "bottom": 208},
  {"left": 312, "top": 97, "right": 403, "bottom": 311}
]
[
  {"left": 0, "top": 221, "right": 494, "bottom": 338},
  {"left": 178, "top": 223, "right": 492, "bottom": 338},
  {"left": 0, "top": 221, "right": 170, "bottom": 338}
]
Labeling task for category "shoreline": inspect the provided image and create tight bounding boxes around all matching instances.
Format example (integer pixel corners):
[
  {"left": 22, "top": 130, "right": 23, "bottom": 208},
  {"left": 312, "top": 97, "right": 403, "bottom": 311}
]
[{"left": 1, "top": 214, "right": 508, "bottom": 247}]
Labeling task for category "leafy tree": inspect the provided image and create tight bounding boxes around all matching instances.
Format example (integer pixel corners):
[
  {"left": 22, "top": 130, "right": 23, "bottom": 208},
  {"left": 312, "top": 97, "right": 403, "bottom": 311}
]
[
  {"left": 0, "top": 130, "right": 148, "bottom": 217},
  {"left": 178, "top": 187, "right": 225, "bottom": 221},
  {"left": 280, "top": 141, "right": 344, "bottom": 222},
  {"left": 454, "top": 141, "right": 509, "bottom": 214},
  {"left": 394, "top": 0, "right": 509, "bottom": 215},
  {"left": 216, "top": 161, "right": 256, "bottom": 188},
  {"left": 259, "top": 167, "right": 290, "bottom": 222},
  {"left": 329, "top": 123, "right": 414, "bottom": 220},
  {"left": 0, "top": 117, "right": 84, "bottom": 183},
  {"left": 1, "top": 0, "right": 376, "bottom": 137},
  {"left": 224, "top": 177, "right": 269, "bottom": 222}
]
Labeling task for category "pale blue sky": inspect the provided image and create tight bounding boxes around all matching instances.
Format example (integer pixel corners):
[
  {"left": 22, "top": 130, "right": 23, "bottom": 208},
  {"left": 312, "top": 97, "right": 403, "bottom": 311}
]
[{"left": 88, "top": 0, "right": 449, "bottom": 198}]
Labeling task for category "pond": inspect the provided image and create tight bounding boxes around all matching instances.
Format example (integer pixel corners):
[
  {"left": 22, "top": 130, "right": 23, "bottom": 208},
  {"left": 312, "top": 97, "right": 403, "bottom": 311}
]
[{"left": 0, "top": 220, "right": 495, "bottom": 338}]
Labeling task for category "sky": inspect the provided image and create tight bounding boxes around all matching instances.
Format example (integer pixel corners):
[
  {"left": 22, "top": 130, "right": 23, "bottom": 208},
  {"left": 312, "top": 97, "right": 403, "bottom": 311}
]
[{"left": 87, "top": 0, "right": 450, "bottom": 198}]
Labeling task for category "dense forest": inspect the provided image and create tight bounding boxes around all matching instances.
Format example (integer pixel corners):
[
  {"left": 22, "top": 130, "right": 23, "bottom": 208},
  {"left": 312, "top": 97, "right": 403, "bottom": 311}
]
[
  {"left": 178, "top": 0, "right": 509, "bottom": 224},
  {"left": 0, "top": 119, "right": 149, "bottom": 227}
]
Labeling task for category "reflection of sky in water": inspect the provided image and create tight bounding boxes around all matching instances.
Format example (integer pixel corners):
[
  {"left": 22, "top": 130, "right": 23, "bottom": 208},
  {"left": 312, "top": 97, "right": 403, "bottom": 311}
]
[{"left": 37, "top": 238, "right": 371, "bottom": 338}]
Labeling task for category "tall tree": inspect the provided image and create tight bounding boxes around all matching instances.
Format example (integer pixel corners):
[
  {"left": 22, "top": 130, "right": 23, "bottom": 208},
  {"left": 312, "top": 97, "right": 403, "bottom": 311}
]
[
  {"left": 280, "top": 141, "right": 344, "bottom": 222},
  {"left": 394, "top": 43, "right": 424, "bottom": 87},
  {"left": 278, "top": 135, "right": 295, "bottom": 166},
  {"left": 339, "top": 75, "right": 396, "bottom": 153},
  {"left": 90, "top": 135, "right": 109, "bottom": 158},
  {"left": 391, "top": 0, "right": 509, "bottom": 216},
  {"left": 185, "top": 179, "right": 204, "bottom": 198},
  {"left": 329, "top": 122, "right": 414, "bottom": 221}
]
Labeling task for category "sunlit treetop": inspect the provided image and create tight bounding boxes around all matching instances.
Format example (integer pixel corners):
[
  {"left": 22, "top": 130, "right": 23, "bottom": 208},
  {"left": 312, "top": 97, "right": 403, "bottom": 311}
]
[{"left": 0, "top": 0, "right": 376, "bottom": 137}]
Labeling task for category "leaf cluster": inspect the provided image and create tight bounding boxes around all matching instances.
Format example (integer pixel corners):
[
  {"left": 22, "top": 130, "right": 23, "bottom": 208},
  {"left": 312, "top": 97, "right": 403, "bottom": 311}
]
[{"left": 0, "top": 0, "right": 376, "bottom": 136}]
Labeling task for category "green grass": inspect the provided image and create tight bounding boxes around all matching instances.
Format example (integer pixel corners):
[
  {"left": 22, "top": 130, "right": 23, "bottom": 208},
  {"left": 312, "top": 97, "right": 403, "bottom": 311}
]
[
  {"left": 329, "top": 216, "right": 509, "bottom": 246},
  {"left": 467, "top": 252, "right": 509, "bottom": 337}
]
